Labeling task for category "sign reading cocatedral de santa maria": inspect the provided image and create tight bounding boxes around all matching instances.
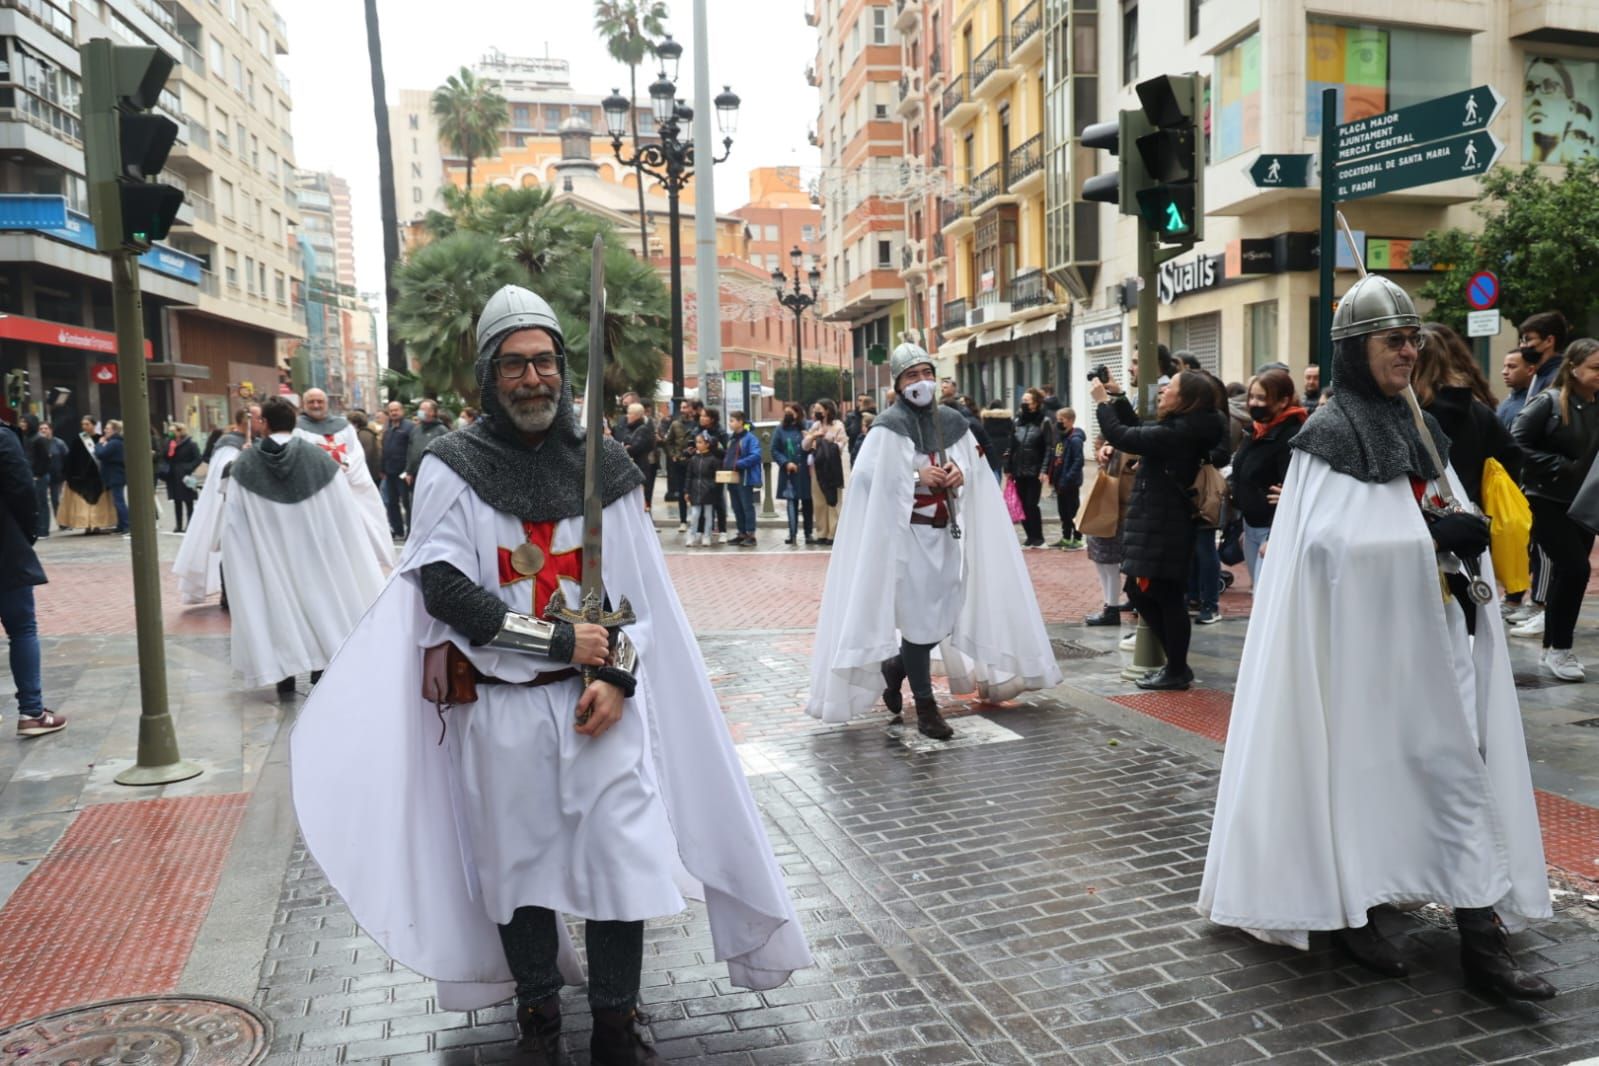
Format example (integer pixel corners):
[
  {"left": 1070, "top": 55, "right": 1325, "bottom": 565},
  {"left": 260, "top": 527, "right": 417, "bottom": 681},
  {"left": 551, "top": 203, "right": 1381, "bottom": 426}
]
[
  {"left": 1331, "top": 129, "right": 1503, "bottom": 202},
  {"left": 1334, "top": 85, "right": 1503, "bottom": 163},
  {"left": 1157, "top": 253, "right": 1223, "bottom": 306}
]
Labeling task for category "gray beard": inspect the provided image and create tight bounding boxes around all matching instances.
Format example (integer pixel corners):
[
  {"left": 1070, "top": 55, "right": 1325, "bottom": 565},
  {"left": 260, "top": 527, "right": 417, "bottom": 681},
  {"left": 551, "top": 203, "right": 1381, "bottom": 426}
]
[{"left": 501, "top": 388, "right": 558, "bottom": 433}]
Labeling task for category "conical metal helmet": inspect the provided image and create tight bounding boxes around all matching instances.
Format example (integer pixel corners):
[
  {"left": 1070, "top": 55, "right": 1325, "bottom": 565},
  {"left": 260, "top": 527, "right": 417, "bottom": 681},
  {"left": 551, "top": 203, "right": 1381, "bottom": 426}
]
[
  {"left": 1329, "top": 274, "right": 1420, "bottom": 341},
  {"left": 889, "top": 338, "right": 932, "bottom": 383}
]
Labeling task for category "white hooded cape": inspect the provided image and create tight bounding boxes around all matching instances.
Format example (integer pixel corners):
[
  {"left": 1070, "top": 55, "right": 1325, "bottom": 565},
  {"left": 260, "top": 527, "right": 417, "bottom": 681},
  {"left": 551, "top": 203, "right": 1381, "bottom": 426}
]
[
  {"left": 172, "top": 442, "right": 239, "bottom": 604},
  {"left": 289, "top": 461, "right": 813, "bottom": 1011},
  {"left": 220, "top": 465, "right": 390, "bottom": 687},
  {"left": 294, "top": 424, "right": 394, "bottom": 564},
  {"left": 806, "top": 426, "right": 1062, "bottom": 722},
  {"left": 1198, "top": 453, "right": 1551, "bottom": 947}
]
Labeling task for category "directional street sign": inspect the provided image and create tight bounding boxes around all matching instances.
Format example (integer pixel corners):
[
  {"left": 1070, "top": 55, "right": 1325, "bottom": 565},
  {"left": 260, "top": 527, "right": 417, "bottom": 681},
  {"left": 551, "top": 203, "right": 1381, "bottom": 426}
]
[
  {"left": 1249, "top": 153, "right": 1315, "bottom": 188},
  {"left": 1335, "top": 85, "right": 1504, "bottom": 164},
  {"left": 1466, "top": 270, "right": 1499, "bottom": 311},
  {"left": 1330, "top": 129, "right": 1504, "bottom": 202}
]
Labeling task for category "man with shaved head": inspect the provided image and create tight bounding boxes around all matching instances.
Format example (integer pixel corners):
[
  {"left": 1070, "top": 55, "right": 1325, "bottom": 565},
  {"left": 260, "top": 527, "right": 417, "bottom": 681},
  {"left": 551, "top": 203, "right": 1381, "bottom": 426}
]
[{"left": 294, "top": 387, "right": 392, "bottom": 559}]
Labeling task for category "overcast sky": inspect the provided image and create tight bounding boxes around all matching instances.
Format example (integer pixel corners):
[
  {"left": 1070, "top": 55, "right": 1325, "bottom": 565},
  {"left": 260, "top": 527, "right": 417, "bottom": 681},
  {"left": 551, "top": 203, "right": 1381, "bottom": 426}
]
[{"left": 274, "top": 0, "right": 822, "bottom": 308}]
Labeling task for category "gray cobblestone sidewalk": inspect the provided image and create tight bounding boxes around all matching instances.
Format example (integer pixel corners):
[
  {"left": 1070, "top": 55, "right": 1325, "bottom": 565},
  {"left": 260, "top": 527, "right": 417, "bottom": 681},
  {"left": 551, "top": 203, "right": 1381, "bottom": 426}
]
[{"left": 256, "top": 632, "right": 1599, "bottom": 1065}]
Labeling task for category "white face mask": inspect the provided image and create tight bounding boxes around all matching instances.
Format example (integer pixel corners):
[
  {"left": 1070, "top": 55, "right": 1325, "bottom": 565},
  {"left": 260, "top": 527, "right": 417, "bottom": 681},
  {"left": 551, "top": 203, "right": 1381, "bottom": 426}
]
[{"left": 902, "top": 379, "right": 936, "bottom": 408}]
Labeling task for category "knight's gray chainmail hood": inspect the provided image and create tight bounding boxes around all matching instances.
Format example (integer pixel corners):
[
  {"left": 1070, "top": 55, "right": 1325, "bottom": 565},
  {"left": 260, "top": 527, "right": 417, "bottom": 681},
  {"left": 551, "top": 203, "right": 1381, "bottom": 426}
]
[
  {"left": 213, "top": 431, "right": 246, "bottom": 453},
  {"left": 227, "top": 437, "right": 340, "bottom": 504},
  {"left": 1291, "top": 336, "right": 1449, "bottom": 484},
  {"left": 873, "top": 400, "right": 971, "bottom": 455},
  {"left": 423, "top": 283, "right": 642, "bottom": 522},
  {"left": 296, "top": 413, "right": 350, "bottom": 435}
]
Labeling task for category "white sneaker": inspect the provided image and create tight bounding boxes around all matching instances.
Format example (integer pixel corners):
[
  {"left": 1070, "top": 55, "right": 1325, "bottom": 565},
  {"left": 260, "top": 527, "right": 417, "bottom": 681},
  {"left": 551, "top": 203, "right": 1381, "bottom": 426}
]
[
  {"left": 716, "top": 532, "right": 726, "bottom": 544},
  {"left": 1119, "top": 630, "right": 1138, "bottom": 651},
  {"left": 678, "top": 523, "right": 688, "bottom": 533},
  {"left": 1504, "top": 601, "right": 1537, "bottom": 623},
  {"left": 1543, "top": 648, "right": 1586, "bottom": 682},
  {"left": 1509, "top": 611, "right": 1545, "bottom": 639}
]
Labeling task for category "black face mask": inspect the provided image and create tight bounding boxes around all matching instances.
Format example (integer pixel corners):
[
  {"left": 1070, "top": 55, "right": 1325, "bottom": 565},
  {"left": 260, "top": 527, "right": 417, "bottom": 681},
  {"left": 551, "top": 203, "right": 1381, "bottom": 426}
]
[{"left": 1248, "top": 405, "right": 1272, "bottom": 423}]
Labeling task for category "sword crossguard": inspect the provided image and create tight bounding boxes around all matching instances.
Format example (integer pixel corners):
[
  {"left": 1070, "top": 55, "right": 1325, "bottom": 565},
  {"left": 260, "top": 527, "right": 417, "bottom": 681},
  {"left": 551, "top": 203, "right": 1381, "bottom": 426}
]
[{"left": 544, "top": 590, "right": 637, "bottom": 713}]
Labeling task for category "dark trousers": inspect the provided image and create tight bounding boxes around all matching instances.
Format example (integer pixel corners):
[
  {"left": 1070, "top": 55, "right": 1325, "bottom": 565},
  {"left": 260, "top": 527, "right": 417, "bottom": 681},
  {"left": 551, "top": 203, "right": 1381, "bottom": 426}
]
[
  {"left": 1015, "top": 475, "right": 1044, "bottom": 544},
  {"left": 497, "top": 905, "right": 643, "bottom": 1010},
  {"left": 668, "top": 461, "right": 688, "bottom": 522},
  {"left": 1054, "top": 482, "right": 1080, "bottom": 540},
  {"left": 32, "top": 476, "right": 50, "bottom": 537},
  {"left": 47, "top": 478, "right": 61, "bottom": 514},
  {"left": 1125, "top": 575, "right": 1192, "bottom": 673},
  {"left": 382, "top": 475, "right": 411, "bottom": 537},
  {"left": 729, "top": 484, "right": 756, "bottom": 536},
  {"left": 110, "top": 484, "right": 129, "bottom": 532},
  {"left": 1188, "top": 529, "right": 1221, "bottom": 611},
  {"left": 173, "top": 498, "right": 192, "bottom": 531},
  {"left": 639, "top": 462, "right": 657, "bottom": 510},
  {"left": 713, "top": 486, "right": 727, "bottom": 534},
  {"left": 786, "top": 496, "right": 813, "bottom": 540},
  {"left": 1530, "top": 497, "right": 1593, "bottom": 650}
]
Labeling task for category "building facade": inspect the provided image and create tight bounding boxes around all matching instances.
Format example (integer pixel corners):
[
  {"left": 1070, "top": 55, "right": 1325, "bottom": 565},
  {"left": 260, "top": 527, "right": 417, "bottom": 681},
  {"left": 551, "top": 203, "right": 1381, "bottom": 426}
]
[
  {"left": 292, "top": 169, "right": 377, "bottom": 412},
  {"left": 731, "top": 166, "right": 822, "bottom": 276}
]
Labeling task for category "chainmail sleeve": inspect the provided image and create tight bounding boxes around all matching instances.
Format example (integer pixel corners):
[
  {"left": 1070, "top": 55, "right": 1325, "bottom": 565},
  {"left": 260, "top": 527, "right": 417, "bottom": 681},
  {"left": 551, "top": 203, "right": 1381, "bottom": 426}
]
[{"left": 418, "top": 561, "right": 510, "bottom": 646}]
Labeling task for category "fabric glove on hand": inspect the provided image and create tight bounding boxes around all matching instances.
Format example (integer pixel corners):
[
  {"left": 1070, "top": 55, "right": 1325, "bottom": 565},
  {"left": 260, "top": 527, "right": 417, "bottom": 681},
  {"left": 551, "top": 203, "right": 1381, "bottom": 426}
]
[{"left": 1427, "top": 511, "right": 1491, "bottom": 559}]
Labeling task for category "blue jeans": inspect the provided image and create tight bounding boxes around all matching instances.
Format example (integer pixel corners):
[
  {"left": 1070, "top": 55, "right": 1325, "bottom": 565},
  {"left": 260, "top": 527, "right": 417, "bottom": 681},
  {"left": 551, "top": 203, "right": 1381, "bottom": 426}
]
[
  {"left": 110, "top": 484, "right": 129, "bottom": 531},
  {"left": 729, "top": 484, "right": 756, "bottom": 536},
  {"left": 33, "top": 476, "right": 50, "bottom": 537},
  {"left": 1189, "top": 528, "right": 1221, "bottom": 611},
  {"left": 0, "top": 584, "right": 43, "bottom": 715},
  {"left": 785, "top": 496, "right": 812, "bottom": 540},
  {"left": 1243, "top": 521, "right": 1271, "bottom": 587},
  {"left": 382, "top": 475, "right": 411, "bottom": 537}
]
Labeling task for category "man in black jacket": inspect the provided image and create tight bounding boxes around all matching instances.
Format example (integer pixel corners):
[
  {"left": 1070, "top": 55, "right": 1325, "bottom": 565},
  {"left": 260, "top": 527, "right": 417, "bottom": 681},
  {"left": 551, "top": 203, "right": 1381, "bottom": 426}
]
[
  {"left": 24, "top": 415, "right": 51, "bottom": 538},
  {"left": 381, "top": 400, "right": 414, "bottom": 537},
  {"left": 0, "top": 419, "right": 64, "bottom": 735}
]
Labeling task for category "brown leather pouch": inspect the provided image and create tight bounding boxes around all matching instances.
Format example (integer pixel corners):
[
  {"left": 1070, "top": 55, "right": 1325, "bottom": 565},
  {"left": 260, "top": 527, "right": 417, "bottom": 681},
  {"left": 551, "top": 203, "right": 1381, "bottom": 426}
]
[{"left": 423, "top": 643, "right": 478, "bottom": 706}]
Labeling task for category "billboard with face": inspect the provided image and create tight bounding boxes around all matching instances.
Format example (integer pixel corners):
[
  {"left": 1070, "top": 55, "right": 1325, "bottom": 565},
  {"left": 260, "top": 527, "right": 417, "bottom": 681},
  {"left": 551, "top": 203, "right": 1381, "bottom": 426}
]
[{"left": 1526, "top": 56, "right": 1599, "bottom": 164}]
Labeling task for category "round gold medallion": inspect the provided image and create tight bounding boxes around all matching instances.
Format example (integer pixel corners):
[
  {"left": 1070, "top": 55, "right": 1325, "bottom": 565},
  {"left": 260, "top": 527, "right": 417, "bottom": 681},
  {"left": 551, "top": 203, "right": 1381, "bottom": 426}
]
[{"left": 510, "top": 543, "right": 545, "bottom": 576}]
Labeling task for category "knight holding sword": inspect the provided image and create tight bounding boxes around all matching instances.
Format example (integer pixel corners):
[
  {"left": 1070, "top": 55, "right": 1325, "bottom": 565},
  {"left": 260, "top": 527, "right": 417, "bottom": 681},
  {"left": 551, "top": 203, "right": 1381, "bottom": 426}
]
[
  {"left": 289, "top": 246, "right": 812, "bottom": 1066},
  {"left": 807, "top": 336, "right": 1061, "bottom": 739}
]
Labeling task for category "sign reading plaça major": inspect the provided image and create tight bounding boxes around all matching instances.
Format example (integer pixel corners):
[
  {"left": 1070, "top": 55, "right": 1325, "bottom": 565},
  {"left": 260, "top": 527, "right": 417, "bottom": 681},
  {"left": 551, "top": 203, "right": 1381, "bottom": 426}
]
[{"left": 1158, "top": 253, "right": 1224, "bottom": 305}]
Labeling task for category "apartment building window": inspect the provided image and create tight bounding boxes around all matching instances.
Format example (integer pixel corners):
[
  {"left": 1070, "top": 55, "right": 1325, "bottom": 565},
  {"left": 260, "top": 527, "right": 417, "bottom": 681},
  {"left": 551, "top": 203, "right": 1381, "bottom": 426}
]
[
  {"left": 246, "top": 69, "right": 255, "bottom": 106},
  {"left": 871, "top": 6, "right": 889, "bottom": 44},
  {"left": 763, "top": 224, "right": 778, "bottom": 241},
  {"left": 208, "top": 38, "right": 223, "bottom": 74},
  {"left": 876, "top": 239, "right": 892, "bottom": 269},
  {"left": 408, "top": 113, "right": 420, "bottom": 130},
  {"left": 1305, "top": 20, "right": 1469, "bottom": 133},
  {"left": 258, "top": 24, "right": 271, "bottom": 57},
  {"left": 764, "top": 254, "right": 778, "bottom": 271},
  {"left": 236, "top": 122, "right": 247, "bottom": 157},
  {"left": 259, "top": 261, "right": 267, "bottom": 294},
  {"left": 253, "top": 198, "right": 263, "bottom": 232},
  {"left": 271, "top": 209, "right": 281, "bottom": 240},
  {"left": 219, "top": 179, "right": 235, "bottom": 217},
  {"left": 1213, "top": 32, "right": 1260, "bottom": 160},
  {"left": 801, "top": 224, "right": 815, "bottom": 241},
  {"left": 215, "top": 107, "right": 229, "bottom": 150},
  {"left": 245, "top": 255, "right": 256, "bottom": 292},
  {"left": 267, "top": 148, "right": 278, "bottom": 181},
  {"left": 231, "top": 55, "right": 243, "bottom": 94},
  {"left": 250, "top": 133, "right": 259, "bottom": 169},
  {"left": 275, "top": 271, "right": 286, "bottom": 303},
  {"left": 1121, "top": 2, "right": 1137, "bottom": 84},
  {"left": 544, "top": 106, "right": 563, "bottom": 130},
  {"left": 1526, "top": 56, "right": 1599, "bottom": 162},
  {"left": 225, "top": 249, "right": 238, "bottom": 287},
  {"left": 1187, "top": 0, "right": 1200, "bottom": 39}
]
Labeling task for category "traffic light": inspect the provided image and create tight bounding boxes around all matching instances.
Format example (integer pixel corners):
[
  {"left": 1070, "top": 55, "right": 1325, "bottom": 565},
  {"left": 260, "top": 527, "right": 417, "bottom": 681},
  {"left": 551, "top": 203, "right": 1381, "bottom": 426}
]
[
  {"left": 80, "top": 39, "right": 185, "bottom": 252},
  {"left": 1132, "top": 74, "right": 1203, "bottom": 245},
  {"left": 4, "top": 369, "right": 28, "bottom": 409},
  {"left": 1079, "top": 111, "right": 1152, "bottom": 212}
]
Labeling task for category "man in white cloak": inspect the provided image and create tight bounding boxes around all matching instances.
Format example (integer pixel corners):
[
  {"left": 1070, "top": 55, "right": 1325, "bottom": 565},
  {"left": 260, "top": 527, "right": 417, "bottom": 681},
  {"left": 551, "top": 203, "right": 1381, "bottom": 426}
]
[
  {"left": 294, "top": 386, "right": 393, "bottom": 559},
  {"left": 220, "top": 397, "right": 388, "bottom": 696},
  {"left": 1198, "top": 274, "right": 1556, "bottom": 1001},
  {"left": 807, "top": 338, "right": 1061, "bottom": 739},
  {"left": 172, "top": 405, "right": 255, "bottom": 605},
  {"left": 288, "top": 284, "right": 811, "bottom": 1066}
]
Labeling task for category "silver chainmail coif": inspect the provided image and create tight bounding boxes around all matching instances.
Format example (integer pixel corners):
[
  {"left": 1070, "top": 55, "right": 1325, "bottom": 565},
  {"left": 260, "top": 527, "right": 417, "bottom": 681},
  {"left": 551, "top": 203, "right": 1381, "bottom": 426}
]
[{"left": 423, "top": 283, "right": 642, "bottom": 522}]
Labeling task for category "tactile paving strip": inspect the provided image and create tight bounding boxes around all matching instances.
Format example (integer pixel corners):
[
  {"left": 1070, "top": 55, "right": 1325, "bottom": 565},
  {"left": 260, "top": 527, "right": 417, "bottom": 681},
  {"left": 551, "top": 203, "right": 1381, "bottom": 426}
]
[
  {"left": 0, "top": 793, "right": 248, "bottom": 1028},
  {"left": 1109, "top": 687, "right": 1599, "bottom": 887}
]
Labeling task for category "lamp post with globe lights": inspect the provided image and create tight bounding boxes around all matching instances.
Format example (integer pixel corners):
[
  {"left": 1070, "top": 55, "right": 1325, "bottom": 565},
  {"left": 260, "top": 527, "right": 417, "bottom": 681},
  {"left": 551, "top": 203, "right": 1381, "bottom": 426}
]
[
  {"left": 603, "top": 38, "right": 740, "bottom": 408},
  {"left": 772, "top": 245, "right": 821, "bottom": 405}
]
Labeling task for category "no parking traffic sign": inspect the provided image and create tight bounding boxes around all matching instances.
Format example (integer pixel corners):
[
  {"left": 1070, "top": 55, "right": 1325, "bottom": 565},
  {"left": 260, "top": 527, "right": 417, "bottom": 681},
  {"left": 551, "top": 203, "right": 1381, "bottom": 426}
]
[{"left": 1466, "top": 270, "right": 1499, "bottom": 311}]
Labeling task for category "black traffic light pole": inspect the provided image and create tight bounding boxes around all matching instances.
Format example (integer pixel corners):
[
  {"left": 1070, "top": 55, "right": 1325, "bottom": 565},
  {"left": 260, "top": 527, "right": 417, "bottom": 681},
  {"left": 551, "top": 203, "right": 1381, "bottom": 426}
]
[{"left": 81, "top": 38, "right": 200, "bottom": 787}]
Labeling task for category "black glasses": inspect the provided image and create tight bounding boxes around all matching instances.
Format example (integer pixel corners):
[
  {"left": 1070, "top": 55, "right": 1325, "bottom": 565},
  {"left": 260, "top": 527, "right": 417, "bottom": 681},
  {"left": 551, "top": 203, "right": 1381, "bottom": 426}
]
[
  {"left": 494, "top": 354, "right": 560, "bottom": 380},
  {"left": 1378, "top": 331, "right": 1426, "bottom": 353}
]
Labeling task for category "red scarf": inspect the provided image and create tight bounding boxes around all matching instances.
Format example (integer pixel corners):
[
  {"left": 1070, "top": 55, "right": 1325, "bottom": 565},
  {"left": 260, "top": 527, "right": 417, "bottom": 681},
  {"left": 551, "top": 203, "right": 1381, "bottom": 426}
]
[
  {"left": 166, "top": 439, "right": 178, "bottom": 458},
  {"left": 1250, "top": 405, "right": 1308, "bottom": 440}
]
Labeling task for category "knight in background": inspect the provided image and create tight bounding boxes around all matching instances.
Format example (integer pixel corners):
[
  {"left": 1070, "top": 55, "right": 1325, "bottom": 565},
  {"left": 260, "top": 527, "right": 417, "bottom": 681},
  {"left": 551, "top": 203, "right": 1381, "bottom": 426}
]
[
  {"left": 294, "top": 386, "right": 393, "bottom": 557},
  {"left": 807, "top": 338, "right": 1061, "bottom": 739},
  {"left": 290, "top": 284, "right": 810, "bottom": 1066}
]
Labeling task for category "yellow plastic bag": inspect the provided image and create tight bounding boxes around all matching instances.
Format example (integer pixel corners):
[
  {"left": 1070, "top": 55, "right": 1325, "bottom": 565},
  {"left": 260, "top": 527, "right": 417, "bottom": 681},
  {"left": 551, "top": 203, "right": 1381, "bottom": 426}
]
[{"left": 1481, "top": 457, "right": 1531, "bottom": 595}]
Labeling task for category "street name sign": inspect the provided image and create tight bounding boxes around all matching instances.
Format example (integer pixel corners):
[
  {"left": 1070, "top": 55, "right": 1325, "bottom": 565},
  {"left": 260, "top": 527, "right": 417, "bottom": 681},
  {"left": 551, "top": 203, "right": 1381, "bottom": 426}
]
[
  {"left": 1330, "top": 129, "right": 1504, "bottom": 202},
  {"left": 1467, "top": 310, "right": 1500, "bottom": 338},
  {"left": 1335, "top": 85, "right": 1504, "bottom": 163},
  {"left": 1249, "top": 153, "right": 1315, "bottom": 188}
]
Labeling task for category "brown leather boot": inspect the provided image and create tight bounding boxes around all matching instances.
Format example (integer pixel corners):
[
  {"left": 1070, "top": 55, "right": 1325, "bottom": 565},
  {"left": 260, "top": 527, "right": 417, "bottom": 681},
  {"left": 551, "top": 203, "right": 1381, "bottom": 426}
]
[
  {"left": 590, "top": 1007, "right": 659, "bottom": 1066},
  {"left": 914, "top": 695, "right": 954, "bottom": 741},
  {"left": 880, "top": 656, "right": 906, "bottom": 719},
  {"left": 1456, "top": 908, "right": 1557, "bottom": 1000},
  {"left": 513, "top": 995, "right": 562, "bottom": 1064}
]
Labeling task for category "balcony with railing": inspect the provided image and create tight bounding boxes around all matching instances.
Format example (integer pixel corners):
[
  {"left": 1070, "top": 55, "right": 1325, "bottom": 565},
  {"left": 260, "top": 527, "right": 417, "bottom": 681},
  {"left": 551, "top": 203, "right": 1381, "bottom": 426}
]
[
  {"left": 970, "top": 163, "right": 1001, "bottom": 209},
  {"left": 927, "top": 46, "right": 943, "bottom": 88},
  {"left": 807, "top": 127, "right": 820, "bottom": 147},
  {"left": 1009, "top": 267, "right": 1049, "bottom": 310},
  {"left": 897, "top": 72, "right": 923, "bottom": 117},
  {"left": 931, "top": 232, "right": 945, "bottom": 262},
  {"left": 971, "top": 36, "right": 1018, "bottom": 100},
  {"left": 1008, "top": 133, "right": 1043, "bottom": 196},
  {"left": 939, "top": 197, "right": 962, "bottom": 230},
  {"left": 931, "top": 139, "right": 943, "bottom": 167},
  {"left": 1010, "top": 0, "right": 1043, "bottom": 63},
  {"left": 179, "top": 40, "right": 205, "bottom": 74},
  {"left": 942, "top": 297, "right": 968, "bottom": 332},
  {"left": 186, "top": 191, "right": 216, "bottom": 225},
  {"left": 941, "top": 74, "right": 976, "bottom": 126},
  {"left": 1, "top": 0, "right": 72, "bottom": 43},
  {"left": 805, "top": 64, "right": 819, "bottom": 87},
  {"left": 0, "top": 84, "right": 82, "bottom": 148}
]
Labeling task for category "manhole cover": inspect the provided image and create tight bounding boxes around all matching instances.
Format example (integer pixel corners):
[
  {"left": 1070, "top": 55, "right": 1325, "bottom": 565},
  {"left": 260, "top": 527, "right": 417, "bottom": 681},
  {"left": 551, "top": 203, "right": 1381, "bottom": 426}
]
[
  {"left": 1052, "top": 639, "right": 1109, "bottom": 660},
  {"left": 0, "top": 995, "right": 269, "bottom": 1065}
]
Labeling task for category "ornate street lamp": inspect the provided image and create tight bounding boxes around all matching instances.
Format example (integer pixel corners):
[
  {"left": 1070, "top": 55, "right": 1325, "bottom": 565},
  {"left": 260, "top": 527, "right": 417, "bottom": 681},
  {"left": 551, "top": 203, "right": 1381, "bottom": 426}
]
[
  {"left": 603, "top": 58, "right": 739, "bottom": 409},
  {"left": 774, "top": 245, "right": 820, "bottom": 405}
]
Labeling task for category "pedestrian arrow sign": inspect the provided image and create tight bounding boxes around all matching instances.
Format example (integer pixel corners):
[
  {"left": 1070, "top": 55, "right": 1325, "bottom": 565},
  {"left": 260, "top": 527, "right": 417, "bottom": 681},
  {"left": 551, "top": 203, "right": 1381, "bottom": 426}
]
[
  {"left": 1249, "top": 153, "right": 1315, "bottom": 188},
  {"left": 1335, "top": 85, "right": 1504, "bottom": 164},
  {"left": 1330, "top": 129, "right": 1504, "bottom": 203}
]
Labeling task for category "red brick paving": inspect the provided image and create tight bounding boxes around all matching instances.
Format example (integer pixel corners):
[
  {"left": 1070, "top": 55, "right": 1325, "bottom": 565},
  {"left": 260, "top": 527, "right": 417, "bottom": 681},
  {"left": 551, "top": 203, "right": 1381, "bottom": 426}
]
[
  {"left": 1110, "top": 688, "right": 1599, "bottom": 889},
  {"left": 0, "top": 794, "right": 247, "bottom": 1027},
  {"left": 34, "top": 562, "right": 229, "bottom": 639}
]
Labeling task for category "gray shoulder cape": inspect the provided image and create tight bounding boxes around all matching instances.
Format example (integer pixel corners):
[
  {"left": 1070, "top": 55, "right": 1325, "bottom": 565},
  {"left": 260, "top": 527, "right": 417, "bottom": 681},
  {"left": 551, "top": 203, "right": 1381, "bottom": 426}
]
[
  {"left": 298, "top": 413, "right": 351, "bottom": 435},
  {"left": 872, "top": 402, "right": 970, "bottom": 455},
  {"left": 424, "top": 421, "right": 643, "bottom": 523},
  {"left": 229, "top": 437, "right": 341, "bottom": 504}
]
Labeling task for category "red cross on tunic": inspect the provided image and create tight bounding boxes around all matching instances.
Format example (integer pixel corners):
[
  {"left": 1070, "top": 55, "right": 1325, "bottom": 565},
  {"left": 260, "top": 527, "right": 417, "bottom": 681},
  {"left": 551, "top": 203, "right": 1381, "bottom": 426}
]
[
  {"left": 316, "top": 433, "right": 348, "bottom": 466},
  {"left": 497, "top": 520, "right": 584, "bottom": 617}
]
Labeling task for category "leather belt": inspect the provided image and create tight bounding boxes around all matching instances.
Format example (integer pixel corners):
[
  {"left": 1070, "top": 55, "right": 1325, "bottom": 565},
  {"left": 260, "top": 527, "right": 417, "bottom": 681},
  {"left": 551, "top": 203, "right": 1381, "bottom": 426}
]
[
  {"left": 910, "top": 512, "right": 949, "bottom": 528},
  {"left": 474, "top": 666, "right": 580, "bottom": 688}
]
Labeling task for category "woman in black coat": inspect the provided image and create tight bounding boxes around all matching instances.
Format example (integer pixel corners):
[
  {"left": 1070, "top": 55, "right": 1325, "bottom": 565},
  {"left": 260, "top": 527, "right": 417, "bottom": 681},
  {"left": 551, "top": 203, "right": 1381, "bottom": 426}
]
[
  {"left": 1416, "top": 322, "right": 1521, "bottom": 504},
  {"left": 1007, "top": 387, "right": 1050, "bottom": 547},
  {"left": 980, "top": 400, "right": 1014, "bottom": 484},
  {"left": 161, "top": 423, "right": 201, "bottom": 532},
  {"left": 1089, "top": 369, "right": 1227, "bottom": 691},
  {"left": 1229, "top": 368, "right": 1308, "bottom": 585}
]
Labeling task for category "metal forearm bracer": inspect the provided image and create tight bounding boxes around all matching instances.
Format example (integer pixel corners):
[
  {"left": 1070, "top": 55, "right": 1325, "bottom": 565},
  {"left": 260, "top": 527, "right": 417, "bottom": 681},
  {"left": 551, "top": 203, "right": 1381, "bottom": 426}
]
[
  {"left": 486, "top": 611, "right": 575, "bottom": 662},
  {"left": 596, "top": 628, "right": 638, "bottom": 698}
]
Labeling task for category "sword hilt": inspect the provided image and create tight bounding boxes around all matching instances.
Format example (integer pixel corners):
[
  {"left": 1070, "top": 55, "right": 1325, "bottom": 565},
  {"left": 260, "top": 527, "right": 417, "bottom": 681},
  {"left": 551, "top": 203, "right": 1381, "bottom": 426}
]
[{"left": 544, "top": 589, "right": 636, "bottom": 722}]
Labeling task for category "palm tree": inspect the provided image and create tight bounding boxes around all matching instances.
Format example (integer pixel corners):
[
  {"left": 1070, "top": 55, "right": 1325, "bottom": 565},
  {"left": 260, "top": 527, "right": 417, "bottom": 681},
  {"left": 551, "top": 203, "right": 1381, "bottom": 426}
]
[
  {"left": 390, "top": 231, "right": 521, "bottom": 400},
  {"left": 364, "top": 0, "right": 405, "bottom": 372},
  {"left": 431, "top": 67, "right": 509, "bottom": 193},
  {"left": 593, "top": 0, "right": 669, "bottom": 259}
]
